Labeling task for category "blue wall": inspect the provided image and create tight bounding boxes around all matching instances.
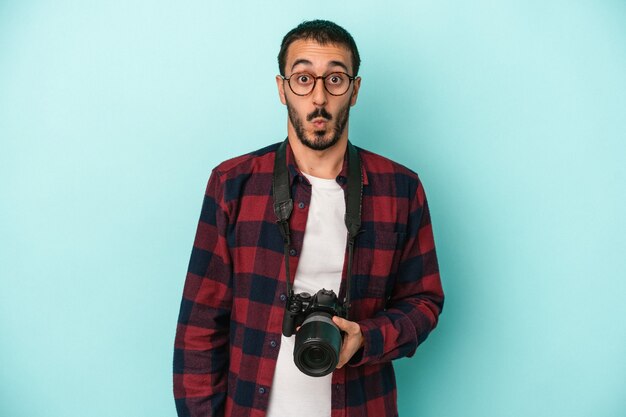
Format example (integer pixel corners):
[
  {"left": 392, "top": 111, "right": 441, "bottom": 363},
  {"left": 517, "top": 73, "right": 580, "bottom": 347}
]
[{"left": 1, "top": 1, "right": 624, "bottom": 416}]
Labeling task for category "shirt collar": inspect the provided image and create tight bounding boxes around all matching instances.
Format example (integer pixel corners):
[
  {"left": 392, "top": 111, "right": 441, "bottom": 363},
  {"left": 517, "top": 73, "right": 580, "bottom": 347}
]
[{"left": 284, "top": 140, "right": 370, "bottom": 188}]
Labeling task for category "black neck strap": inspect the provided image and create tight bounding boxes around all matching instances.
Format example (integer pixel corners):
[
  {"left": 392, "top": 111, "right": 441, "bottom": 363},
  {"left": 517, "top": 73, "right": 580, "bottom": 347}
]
[{"left": 272, "top": 139, "right": 363, "bottom": 318}]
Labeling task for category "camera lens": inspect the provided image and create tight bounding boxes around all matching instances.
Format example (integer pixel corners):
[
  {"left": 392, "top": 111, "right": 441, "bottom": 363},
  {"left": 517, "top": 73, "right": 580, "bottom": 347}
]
[
  {"left": 307, "top": 347, "right": 325, "bottom": 364},
  {"left": 294, "top": 312, "right": 342, "bottom": 377},
  {"left": 301, "top": 345, "right": 332, "bottom": 370}
]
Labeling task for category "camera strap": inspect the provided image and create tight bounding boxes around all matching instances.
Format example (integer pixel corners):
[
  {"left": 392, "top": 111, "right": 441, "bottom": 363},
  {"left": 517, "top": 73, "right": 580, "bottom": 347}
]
[{"left": 273, "top": 139, "right": 362, "bottom": 318}]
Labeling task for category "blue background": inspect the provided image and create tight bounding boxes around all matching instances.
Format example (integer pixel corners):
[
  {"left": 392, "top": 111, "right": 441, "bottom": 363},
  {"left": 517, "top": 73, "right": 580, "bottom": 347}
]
[{"left": 1, "top": 1, "right": 625, "bottom": 416}]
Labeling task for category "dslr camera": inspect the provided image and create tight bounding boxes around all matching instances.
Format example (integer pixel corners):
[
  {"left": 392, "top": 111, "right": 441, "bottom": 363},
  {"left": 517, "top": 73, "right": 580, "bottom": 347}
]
[{"left": 282, "top": 288, "right": 347, "bottom": 377}]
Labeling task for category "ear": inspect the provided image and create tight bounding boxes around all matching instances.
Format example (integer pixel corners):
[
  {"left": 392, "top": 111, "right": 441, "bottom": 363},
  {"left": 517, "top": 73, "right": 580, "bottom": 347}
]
[
  {"left": 350, "top": 76, "right": 362, "bottom": 107},
  {"left": 276, "top": 75, "right": 287, "bottom": 105}
]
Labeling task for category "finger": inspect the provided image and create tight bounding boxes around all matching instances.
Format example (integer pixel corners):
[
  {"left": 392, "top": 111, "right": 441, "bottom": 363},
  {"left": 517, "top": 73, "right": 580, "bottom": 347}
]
[
  {"left": 337, "top": 343, "right": 357, "bottom": 368},
  {"left": 336, "top": 335, "right": 359, "bottom": 369},
  {"left": 337, "top": 348, "right": 348, "bottom": 369},
  {"left": 336, "top": 335, "right": 349, "bottom": 368},
  {"left": 332, "top": 316, "right": 346, "bottom": 329},
  {"left": 333, "top": 316, "right": 357, "bottom": 333}
]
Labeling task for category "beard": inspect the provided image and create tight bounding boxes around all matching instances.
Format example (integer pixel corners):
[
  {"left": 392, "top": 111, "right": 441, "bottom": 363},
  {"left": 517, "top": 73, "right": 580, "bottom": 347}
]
[{"left": 286, "top": 100, "right": 351, "bottom": 151}]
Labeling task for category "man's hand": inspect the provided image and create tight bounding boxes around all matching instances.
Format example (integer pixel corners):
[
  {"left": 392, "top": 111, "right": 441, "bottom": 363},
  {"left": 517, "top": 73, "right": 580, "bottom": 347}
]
[{"left": 333, "top": 316, "right": 364, "bottom": 368}]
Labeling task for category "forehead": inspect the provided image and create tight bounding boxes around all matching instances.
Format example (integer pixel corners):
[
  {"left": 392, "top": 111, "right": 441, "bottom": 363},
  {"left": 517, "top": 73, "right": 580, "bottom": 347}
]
[{"left": 285, "top": 39, "right": 352, "bottom": 74}]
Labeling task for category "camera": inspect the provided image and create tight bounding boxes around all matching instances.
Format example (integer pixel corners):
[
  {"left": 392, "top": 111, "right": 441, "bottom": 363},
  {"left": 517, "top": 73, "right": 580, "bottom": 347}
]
[{"left": 282, "top": 288, "right": 347, "bottom": 377}]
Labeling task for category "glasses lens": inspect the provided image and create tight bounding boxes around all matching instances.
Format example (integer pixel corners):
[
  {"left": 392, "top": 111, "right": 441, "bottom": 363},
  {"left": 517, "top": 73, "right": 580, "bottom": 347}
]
[
  {"left": 289, "top": 72, "right": 315, "bottom": 96},
  {"left": 324, "top": 72, "right": 350, "bottom": 95}
]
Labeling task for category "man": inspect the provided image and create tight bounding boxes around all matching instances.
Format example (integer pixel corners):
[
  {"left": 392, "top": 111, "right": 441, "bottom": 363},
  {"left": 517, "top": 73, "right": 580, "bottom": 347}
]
[{"left": 173, "top": 20, "right": 444, "bottom": 417}]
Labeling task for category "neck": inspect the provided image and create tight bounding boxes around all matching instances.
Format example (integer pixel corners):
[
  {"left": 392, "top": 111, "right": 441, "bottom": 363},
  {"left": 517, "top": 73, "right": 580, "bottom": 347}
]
[{"left": 287, "top": 133, "right": 348, "bottom": 179}]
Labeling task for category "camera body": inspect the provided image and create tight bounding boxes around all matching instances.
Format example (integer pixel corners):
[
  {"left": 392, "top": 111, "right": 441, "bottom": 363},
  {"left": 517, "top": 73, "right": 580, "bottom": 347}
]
[
  {"left": 282, "top": 288, "right": 348, "bottom": 377},
  {"left": 282, "top": 288, "right": 346, "bottom": 337}
]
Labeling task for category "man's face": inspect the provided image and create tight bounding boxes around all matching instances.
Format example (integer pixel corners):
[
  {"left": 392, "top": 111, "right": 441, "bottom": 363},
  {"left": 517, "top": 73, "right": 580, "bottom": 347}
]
[{"left": 276, "top": 40, "right": 361, "bottom": 151}]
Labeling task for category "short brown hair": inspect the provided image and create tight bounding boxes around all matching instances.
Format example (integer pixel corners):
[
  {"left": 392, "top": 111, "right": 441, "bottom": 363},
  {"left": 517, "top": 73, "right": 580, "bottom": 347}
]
[{"left": 278, "top": 20, "right": 361, "bottom": 76}]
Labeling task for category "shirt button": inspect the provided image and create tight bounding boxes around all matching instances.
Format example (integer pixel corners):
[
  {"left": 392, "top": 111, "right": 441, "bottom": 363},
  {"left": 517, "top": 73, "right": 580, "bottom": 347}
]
[
  {"left": 259, "top": 387, "right": 266, "bottom": 394},
  {"left": 270, "top": 340, "right": 277, "bottom": 348},
  {"left": 298, "top": 202, "right": 305, "bottom": 209},
  {"left": 289, "top": 249, "right": 297, "bottom": 256},
  {"left": 280, "top": 294, "right": 287, "bottom": 302}
]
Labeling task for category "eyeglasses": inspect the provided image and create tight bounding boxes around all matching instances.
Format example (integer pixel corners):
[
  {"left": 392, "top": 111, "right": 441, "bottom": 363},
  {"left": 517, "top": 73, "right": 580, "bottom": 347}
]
[{"left": 282, "top": 71, "right": 356, "bottom": 96}]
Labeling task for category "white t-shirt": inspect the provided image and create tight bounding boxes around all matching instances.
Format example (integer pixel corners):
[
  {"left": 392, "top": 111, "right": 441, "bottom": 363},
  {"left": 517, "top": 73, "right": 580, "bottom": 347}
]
[{"left": 266, "top": 173, "right": 347, "bottom": 417}]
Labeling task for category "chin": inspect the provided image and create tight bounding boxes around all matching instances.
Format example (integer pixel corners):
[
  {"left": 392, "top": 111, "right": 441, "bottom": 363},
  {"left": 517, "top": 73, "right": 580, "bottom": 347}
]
[{"left": 301, "top": 133, "right": 341, "bottom": 151}]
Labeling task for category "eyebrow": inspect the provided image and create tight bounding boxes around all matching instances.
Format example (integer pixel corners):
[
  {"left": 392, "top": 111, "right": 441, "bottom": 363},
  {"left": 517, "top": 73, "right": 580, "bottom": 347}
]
[{"left": 290, "top": 59, "right": 350, "bottom": 73}]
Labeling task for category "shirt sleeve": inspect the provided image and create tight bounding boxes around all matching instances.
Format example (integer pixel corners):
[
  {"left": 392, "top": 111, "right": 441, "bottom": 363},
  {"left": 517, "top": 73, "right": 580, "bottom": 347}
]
[
  {"left": 173, "top": 169, "right": 233, "bottom": 417},
  {"left": 349, "top": 177, "right": 444, "bottom": 366}
]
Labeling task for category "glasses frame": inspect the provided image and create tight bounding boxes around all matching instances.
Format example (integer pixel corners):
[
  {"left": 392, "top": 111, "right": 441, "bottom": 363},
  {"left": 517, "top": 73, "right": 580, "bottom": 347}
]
[{"left": 281, "top": 71, "right": 356, "bottom": 97}]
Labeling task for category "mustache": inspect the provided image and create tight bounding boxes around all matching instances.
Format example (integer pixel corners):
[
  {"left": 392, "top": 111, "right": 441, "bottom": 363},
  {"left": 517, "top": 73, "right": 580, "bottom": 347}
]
[{"left": 306, "top": 108, "right": 333, "bottom": 122}]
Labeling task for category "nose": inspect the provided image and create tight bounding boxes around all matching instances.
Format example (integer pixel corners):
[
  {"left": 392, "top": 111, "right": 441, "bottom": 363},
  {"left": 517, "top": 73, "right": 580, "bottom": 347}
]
[{"left": 311, "top": 77, "right": 328, "bottom": 107}]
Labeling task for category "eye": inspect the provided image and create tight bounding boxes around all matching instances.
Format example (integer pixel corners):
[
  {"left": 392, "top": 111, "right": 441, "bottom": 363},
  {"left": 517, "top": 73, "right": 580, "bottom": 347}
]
[
  {"left": 327, "top": 73, "right": 345, "bottom": 85},
  {"left": 295, "top": 73, "right": 313, "bottom": 85}
]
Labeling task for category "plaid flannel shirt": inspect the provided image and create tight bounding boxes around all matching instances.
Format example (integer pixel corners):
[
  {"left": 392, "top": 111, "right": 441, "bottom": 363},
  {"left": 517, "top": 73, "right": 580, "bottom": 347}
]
[{"left": 174, "top": 141, "right": 444, "bottom": 417}]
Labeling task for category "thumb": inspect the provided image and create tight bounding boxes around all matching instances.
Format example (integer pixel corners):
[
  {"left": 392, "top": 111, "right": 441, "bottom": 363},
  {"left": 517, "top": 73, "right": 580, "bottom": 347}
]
[
  {"left": 332, "top": 315, "right": 348, "bottom": 329},
  {"left": 333, "top": 316, "right": 355, "bottom": 332}
]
